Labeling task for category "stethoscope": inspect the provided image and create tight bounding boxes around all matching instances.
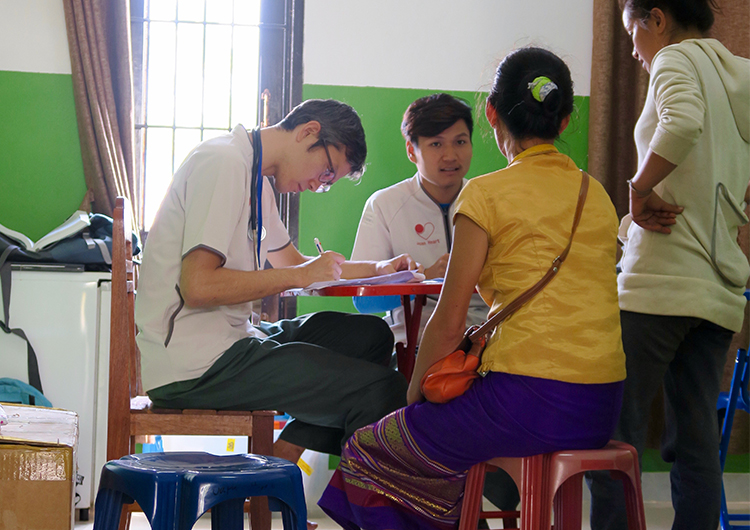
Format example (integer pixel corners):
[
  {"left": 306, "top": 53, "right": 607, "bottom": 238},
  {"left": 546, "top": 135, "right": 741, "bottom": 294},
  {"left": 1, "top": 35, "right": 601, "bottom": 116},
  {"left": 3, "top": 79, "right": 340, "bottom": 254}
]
[{"left": 250, "top": 127, "right": 264, "bottom": 269}]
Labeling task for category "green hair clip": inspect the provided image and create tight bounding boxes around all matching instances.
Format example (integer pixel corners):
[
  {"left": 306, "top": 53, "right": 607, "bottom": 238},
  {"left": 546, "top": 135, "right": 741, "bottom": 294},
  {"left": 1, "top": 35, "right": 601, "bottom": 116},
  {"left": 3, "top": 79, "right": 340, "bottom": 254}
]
[{"left": 527, "top": 76, "right": 558, "bottom": 102}]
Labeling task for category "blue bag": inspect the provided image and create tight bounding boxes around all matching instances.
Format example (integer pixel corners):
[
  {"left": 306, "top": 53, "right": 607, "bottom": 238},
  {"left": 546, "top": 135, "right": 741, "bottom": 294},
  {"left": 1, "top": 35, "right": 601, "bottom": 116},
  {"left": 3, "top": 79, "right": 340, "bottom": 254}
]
[
  {"left": 0, "top": 212, "right": 140, "bottom": 266},
  {"left": 0, "top": 378, "right": 53, "bottom": 407}
]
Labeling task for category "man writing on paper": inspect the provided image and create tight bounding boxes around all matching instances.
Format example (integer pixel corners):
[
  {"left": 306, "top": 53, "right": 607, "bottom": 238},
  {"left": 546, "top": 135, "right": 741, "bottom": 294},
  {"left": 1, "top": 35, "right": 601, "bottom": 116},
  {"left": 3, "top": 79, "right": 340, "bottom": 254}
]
[{"left": 136, "top": 100, "right": 418, "bottom": 473}]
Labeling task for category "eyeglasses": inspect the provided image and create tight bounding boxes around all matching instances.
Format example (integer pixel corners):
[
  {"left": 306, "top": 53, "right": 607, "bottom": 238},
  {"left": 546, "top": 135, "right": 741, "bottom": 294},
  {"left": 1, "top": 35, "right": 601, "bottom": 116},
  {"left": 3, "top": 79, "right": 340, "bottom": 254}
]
[{"left": 315, "top": 140, "right": 336, "bottom": 193}]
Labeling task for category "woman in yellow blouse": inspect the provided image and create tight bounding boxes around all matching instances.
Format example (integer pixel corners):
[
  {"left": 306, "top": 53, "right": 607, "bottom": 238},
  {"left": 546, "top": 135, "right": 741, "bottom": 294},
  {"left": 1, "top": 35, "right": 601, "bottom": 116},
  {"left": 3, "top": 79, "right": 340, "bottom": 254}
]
[{"left": 318, "top": 47, "right": 626, "bottom": 530}]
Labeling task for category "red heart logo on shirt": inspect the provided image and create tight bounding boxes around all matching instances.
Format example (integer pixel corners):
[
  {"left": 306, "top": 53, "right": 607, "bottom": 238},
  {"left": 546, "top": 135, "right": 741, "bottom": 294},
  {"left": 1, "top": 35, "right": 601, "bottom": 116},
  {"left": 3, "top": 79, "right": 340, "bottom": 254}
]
[{"left": 415, "top": 222, "right": 435, "bottom": 240}]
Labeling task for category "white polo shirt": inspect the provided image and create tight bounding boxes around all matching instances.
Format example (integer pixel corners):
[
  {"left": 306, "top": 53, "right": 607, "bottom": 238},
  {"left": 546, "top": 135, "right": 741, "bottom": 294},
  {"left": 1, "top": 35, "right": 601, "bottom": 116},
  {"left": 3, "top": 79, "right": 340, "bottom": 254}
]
[
  {"left": 136, "top": 125, "right": 290, "bottom": 392},
  {"left": 351, "top": 174, "right": 487, "bottom": 343}
]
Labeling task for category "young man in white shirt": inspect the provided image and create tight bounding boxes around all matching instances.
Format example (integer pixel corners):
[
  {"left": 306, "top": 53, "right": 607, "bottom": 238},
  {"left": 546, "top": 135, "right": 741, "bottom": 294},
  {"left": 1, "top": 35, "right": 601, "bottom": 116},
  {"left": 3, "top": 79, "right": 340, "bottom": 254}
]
[
  {"left": 352, "top": 94, "right": 488, "bottom": 344},
  {"left": 136, "top": 99, "right": 418, "bottom": 470}
]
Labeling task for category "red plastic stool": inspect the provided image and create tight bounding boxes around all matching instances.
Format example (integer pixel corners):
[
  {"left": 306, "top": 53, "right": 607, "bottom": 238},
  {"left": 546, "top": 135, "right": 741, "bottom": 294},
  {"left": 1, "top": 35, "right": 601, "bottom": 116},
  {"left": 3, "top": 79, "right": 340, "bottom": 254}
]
[
  {"left": 459, "top": 453, "right": 545, "bottom": 530},
  {"left": 458, "top": 441, "right": 647, "bottom": 530}
]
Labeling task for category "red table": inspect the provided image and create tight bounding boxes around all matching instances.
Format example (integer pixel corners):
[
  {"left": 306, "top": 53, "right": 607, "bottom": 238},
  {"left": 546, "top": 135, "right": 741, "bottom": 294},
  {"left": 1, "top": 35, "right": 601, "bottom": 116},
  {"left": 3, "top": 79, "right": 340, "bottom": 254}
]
[{"left": 297, "top": 282, "right": 443, "bottom": 380}]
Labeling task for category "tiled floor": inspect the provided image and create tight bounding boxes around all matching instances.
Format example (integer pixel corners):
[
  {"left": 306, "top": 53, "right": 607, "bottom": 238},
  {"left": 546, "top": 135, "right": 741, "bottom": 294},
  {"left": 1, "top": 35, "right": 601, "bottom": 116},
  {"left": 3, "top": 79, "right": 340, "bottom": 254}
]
[
  {"left": 75, "top": 436, "right": 748, "bottom": 528},
  {"left": 75, "top": 497, "right": 750, "bottom": 529}
]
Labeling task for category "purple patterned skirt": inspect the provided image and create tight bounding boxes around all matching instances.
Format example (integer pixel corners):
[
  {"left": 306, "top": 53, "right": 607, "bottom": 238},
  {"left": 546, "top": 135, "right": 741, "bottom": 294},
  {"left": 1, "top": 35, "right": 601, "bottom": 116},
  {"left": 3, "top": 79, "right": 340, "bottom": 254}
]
[{"left": 319, "top": 371, "right": 623, "bottom": 530}]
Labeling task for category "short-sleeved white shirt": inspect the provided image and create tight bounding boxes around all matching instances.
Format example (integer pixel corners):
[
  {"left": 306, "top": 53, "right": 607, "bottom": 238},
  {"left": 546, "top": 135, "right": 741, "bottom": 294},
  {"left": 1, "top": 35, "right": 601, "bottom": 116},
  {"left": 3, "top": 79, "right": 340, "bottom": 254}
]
[
  {"left": 351, "top": 174, "right": 487, "bottom": 343},
  {"left": 136, "top": 125, "right": 291, "bottom": 391}
]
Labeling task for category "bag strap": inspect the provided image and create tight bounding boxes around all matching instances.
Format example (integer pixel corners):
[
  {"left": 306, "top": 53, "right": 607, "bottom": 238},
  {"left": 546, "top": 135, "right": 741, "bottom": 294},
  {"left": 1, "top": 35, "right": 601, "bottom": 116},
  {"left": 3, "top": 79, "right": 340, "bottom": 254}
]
[
  {"left": 0, "top": 245, "right": 45, "bottom": 394},
  {"left": 468, "top": 170, "right": 590, "bottom": 342}
]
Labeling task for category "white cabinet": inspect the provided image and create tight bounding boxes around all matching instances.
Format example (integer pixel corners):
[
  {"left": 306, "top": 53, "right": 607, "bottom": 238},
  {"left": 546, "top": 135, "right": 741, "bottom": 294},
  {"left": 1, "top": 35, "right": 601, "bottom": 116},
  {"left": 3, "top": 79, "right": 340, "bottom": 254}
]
[{"left": 0, "top": 268, "right": 111, "bottom": 516}]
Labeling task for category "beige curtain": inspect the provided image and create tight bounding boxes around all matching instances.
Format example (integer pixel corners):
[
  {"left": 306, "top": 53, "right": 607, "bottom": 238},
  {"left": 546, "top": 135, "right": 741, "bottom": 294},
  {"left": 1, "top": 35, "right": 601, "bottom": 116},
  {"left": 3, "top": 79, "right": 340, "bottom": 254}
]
[
  {"left": 62, "top": 0, "right": 139, "bottom": 230},
  {"left": 588, "top": 0, "right": 648, "bottom": 218},
  {"left": 589, "top": 0, "right": 750, "bottom": 454}
]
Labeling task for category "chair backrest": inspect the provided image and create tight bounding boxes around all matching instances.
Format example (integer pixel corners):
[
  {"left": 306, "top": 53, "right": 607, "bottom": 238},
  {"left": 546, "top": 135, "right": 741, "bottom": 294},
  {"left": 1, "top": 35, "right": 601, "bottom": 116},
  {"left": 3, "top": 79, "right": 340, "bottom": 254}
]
[{"left": 107, "top": 197, "right": 138, "bottom": 461}]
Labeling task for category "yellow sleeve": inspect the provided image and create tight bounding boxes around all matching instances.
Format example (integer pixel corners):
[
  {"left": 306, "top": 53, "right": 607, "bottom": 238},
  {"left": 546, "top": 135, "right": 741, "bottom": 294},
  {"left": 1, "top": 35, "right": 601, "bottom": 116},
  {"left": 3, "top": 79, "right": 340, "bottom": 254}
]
[{"left": 454, "top": 179, "right": 493, "bottom": 238}]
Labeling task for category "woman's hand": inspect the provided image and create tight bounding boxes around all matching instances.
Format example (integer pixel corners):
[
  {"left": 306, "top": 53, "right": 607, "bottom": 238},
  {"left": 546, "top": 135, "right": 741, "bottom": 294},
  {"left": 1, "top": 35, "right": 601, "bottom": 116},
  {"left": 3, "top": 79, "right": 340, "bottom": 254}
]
[
  {"left": 627, "top": 150, "right": 682, "bottom": 234},
  {"left": 629, "top": 188, "right": 683, "bottom": 234}
]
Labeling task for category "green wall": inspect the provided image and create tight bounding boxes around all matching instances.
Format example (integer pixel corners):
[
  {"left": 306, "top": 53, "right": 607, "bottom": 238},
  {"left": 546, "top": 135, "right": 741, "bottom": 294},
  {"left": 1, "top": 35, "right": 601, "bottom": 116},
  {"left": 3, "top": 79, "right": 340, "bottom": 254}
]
[
  {"left": 0, "top": 70, "right": 86, "bottom": 241},
  {"left": 297, "top": 84, "right": 589, "bottom": 315}
]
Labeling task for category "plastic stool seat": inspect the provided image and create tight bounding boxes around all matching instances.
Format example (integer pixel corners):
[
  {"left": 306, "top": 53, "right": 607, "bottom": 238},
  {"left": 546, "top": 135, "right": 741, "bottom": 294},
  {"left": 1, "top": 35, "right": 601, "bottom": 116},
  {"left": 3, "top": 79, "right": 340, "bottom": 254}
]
[
  {"left": 459, "top": 441, "right": 646, "bottom": 530},
  {"left": 547, "top": 441, "right": 645, "bottom": 530},
  {"left": 93, "top": 452, "right": 307, "bottom": 530}
]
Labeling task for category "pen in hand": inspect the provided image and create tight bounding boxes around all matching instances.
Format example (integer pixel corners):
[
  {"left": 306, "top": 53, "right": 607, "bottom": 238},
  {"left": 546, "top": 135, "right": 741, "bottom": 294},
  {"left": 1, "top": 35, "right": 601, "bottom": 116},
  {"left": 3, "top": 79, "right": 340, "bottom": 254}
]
[{"left": 312, "top": 237, "right": 344, "bottom": 282}]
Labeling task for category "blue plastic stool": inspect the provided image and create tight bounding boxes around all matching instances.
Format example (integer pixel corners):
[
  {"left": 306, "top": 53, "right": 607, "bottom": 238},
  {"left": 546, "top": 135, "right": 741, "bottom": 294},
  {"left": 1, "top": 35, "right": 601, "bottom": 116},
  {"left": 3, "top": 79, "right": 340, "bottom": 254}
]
[
  {"left": 93, "top": 452, "right": 307, "bottom": 530},
  {"left": 716, "top": 291, "right": 750, "bottom": 530}
]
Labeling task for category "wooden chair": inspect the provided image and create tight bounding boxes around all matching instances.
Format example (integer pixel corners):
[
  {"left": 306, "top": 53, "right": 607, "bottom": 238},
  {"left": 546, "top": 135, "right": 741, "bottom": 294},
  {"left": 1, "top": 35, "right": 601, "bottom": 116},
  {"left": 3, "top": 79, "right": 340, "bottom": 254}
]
[{"left": 106, "top": 196, "right": 277, "bottom": 529}]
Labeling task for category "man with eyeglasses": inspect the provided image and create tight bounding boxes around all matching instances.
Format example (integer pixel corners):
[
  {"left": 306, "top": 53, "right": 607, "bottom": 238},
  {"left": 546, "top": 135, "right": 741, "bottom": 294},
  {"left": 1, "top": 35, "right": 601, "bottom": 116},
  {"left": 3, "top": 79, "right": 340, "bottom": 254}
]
[{"left": 136, "top": 99, "right": 419, "bottom": 481}]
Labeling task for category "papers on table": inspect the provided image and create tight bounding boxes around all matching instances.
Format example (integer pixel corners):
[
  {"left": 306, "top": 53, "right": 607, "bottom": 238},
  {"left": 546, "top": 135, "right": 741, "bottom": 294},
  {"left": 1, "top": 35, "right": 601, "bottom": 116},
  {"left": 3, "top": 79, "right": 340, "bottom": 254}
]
[{"left": 288, "top": 269, "right": 426, "bottom": 295}]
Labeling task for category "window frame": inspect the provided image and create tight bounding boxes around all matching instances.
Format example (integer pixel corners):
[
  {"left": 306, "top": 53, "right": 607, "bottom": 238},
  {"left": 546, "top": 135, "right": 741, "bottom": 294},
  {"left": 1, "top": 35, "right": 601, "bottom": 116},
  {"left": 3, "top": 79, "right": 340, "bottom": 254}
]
[{"left": 130, "top": 0, "right": 304, "bottom": 319}]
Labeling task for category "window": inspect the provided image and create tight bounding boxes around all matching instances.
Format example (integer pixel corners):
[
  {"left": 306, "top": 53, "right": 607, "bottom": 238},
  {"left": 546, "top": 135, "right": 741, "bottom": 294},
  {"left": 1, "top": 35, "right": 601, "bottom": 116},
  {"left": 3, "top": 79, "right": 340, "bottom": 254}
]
[
  {"left": 131, "top": 0, "right": 301, "bottom": 230},
  {"left": 131, "top": 0, "right": 303, "bottom": 318},
  {"left": 132, "top": 0, "right": 262, "bottom": 229}
]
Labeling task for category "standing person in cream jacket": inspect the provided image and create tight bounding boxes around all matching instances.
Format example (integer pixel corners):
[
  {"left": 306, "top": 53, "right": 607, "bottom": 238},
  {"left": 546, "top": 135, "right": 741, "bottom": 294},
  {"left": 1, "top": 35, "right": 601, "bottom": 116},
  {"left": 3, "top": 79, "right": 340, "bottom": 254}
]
[{"left": 588, "top": 1, "right": 750, "bottom": 529}]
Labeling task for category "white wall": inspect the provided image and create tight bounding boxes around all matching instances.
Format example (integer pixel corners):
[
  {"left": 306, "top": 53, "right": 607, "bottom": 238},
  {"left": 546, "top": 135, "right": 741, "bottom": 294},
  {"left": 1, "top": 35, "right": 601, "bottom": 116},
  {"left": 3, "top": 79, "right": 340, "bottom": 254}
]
[
  {"left": 1, "top": 0, "right": 595, "bottom": 93},
  {"left": 0, "top": 0, "right": 71, "bottom": 74},
  {"left": 304, "top": 0, "right": 594, "bottom": 95}
]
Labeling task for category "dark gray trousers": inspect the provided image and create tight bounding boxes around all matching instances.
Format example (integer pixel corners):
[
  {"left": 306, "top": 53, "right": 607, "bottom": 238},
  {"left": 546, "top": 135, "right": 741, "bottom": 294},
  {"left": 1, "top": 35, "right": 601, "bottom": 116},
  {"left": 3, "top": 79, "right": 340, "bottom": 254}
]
[
  {"left": 148, "top": 311, "right": 408, "bottom": 455},
  {"left": 587, "top": 311, "right": 733, "bottom": 530}
]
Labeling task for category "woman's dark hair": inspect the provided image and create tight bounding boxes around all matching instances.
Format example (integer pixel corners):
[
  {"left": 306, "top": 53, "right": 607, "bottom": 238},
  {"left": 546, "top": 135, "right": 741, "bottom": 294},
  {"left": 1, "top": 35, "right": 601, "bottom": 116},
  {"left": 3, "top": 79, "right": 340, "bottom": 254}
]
[
  {"left": 401, "top": 93, "right": 474, "bottom": 145},
  {"left": 620, "top": 0, "right": 718, "bottom": 33},
  {"left": 487, "top": 47, "right": 574, "bottom": 141},
  {"left": 278, "top": 99, "right": 367, "bottom": 178}
]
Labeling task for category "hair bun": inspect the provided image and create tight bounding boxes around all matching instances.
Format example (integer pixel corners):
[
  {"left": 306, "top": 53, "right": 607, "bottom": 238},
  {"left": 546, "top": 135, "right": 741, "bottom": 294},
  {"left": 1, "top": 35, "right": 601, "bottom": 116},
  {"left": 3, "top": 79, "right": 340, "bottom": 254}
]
[{"left": 489, "top": 47, "right": 574, "bottom": 140}]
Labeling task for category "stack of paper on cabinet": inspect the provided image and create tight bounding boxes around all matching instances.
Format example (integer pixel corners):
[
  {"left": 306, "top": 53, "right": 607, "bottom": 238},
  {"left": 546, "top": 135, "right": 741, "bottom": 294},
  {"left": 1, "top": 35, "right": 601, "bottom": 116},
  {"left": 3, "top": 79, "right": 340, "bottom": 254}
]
[{"left": 0, "top": 403, "right": 78, "bottom": 530}]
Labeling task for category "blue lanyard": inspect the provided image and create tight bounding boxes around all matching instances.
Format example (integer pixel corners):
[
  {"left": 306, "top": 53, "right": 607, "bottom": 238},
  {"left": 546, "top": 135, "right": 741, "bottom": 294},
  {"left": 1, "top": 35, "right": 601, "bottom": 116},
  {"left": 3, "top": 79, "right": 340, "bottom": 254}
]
[
  {"left": 250, "top": 128, "right": 263, "bottom": 267},
  {"left": 256, "top": 140, "right": 263, "bottom": 265}
]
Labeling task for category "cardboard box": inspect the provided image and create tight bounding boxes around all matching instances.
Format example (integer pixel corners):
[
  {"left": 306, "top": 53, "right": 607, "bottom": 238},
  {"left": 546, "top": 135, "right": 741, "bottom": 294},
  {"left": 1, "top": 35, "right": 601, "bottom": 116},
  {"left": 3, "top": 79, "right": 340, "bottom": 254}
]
[{"left": 0, "top": 403, "right": 78, "bottom": 530}]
